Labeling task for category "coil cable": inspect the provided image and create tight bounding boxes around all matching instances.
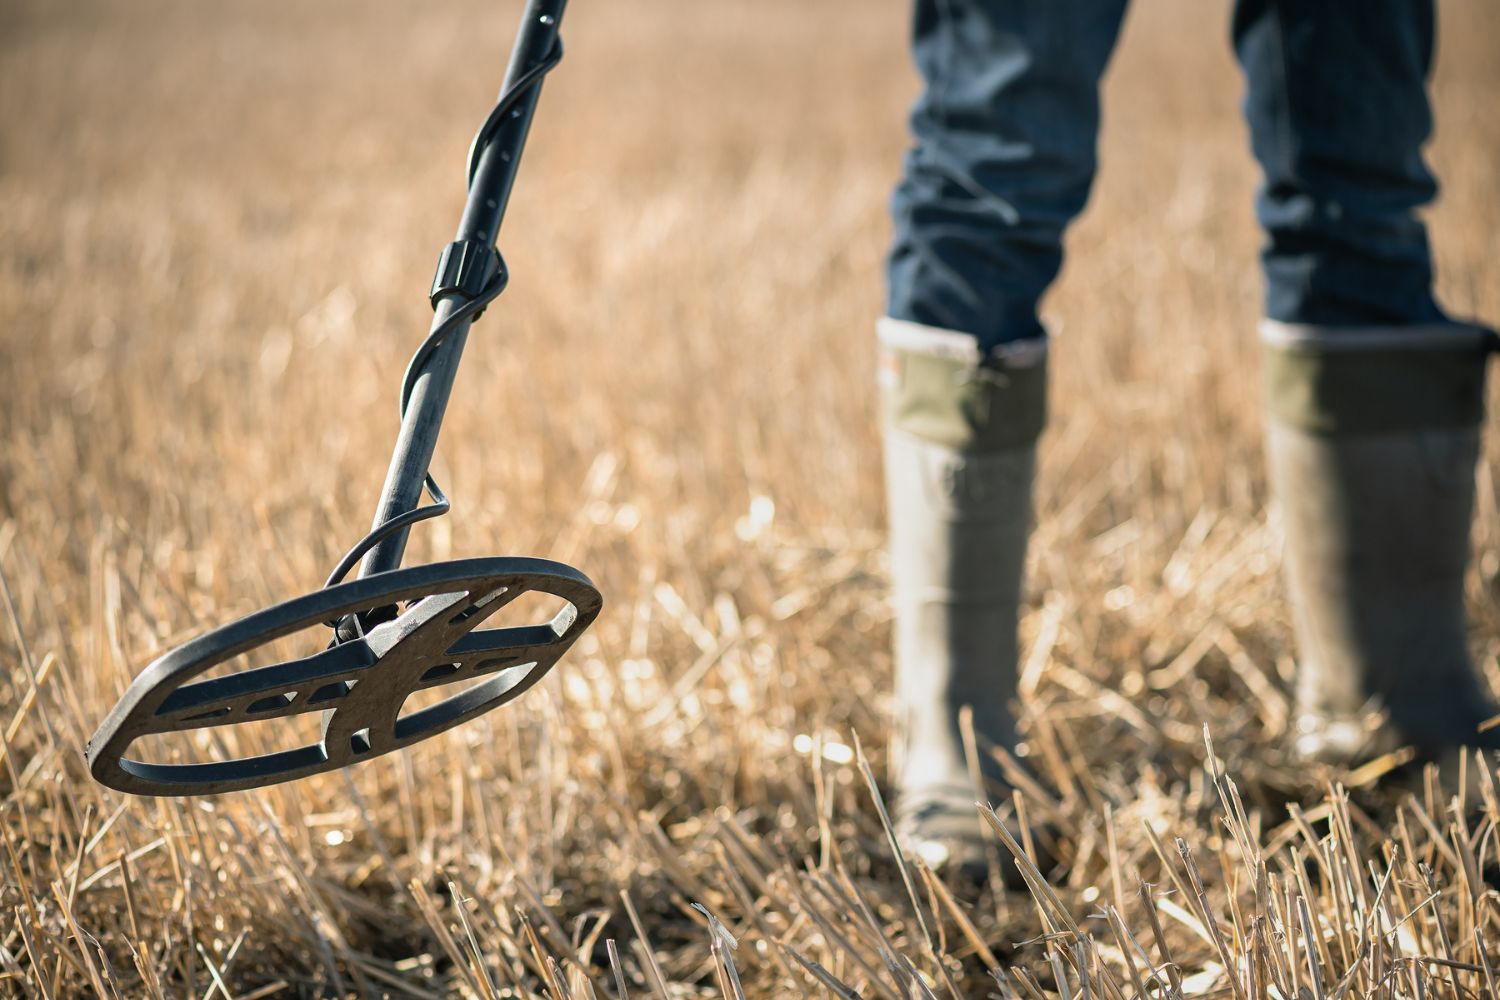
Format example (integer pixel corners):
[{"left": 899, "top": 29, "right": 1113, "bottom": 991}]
[{"left": 321, "top": 38, "right": 564, "bottom": 638}]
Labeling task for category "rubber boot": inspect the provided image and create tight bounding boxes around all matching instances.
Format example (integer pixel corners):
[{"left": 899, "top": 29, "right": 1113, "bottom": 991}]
[
  {"left": 879, "top": 317, "right": 1046, "bottom": 874},
  {"left": 1262, "top": 320, "right": 1500, "bottom": 764}
]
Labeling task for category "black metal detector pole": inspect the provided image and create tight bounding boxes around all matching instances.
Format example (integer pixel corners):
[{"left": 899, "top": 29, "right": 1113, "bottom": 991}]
[{"left": 361, "top": 0, "right": 565, "bottom": 578}]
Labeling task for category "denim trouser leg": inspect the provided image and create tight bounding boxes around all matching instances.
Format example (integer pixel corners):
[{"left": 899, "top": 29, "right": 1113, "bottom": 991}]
[
  {"left": 1234, "top": 0, "right": 1446, "bottom": 326},
  {"left": 887, "top": 0, "right": 1130, "bottom": 353}
]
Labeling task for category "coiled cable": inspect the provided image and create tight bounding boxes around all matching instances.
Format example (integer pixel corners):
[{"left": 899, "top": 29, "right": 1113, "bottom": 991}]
[{"left": 322, "top": 38, "right": 564, "bottom": 595}]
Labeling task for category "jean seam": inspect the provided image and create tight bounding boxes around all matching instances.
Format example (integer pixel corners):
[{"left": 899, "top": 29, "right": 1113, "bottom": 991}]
[
  {"left": 1267, "top": 0, "right": 1297, "bottom": 193},
  {"left": 932, "top": 0, "right": 954, "bottom": 136}
]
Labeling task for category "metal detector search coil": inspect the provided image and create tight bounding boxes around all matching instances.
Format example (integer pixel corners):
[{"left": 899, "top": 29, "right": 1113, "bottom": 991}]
[
  {"left": 87, "top": 0, "right": 599, "bottom": 796},
  {"left": 88, "top": 560, "right": 600, "bottom": 796}
]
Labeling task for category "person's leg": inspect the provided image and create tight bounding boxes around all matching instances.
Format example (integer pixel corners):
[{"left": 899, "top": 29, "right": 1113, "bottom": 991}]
[
  {"left": 883, "top": 0, "right": 1127, "bottom": 871},
  {"left": 889, "top": 0, "right": 1129, "bottom": 349},
  {"left": 1234, "top": 0, "right": 1444, "bottom": 327},
  {"left": 1235, "top": 0, "right": 1500, "bottom": 762}
]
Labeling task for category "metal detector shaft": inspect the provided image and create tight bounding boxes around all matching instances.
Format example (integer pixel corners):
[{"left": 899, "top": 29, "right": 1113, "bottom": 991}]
[{"left": 360, "top": 0, "right": 565, "bottom": 578}]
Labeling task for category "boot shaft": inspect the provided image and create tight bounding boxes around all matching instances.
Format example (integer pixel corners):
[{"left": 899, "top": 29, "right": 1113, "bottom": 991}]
[
  {"left": 1261, "top": 320, "right": 1498, "bottom": 759},
  {"left": 879, "top": 317, "right": 1045, "bottom": 794}
]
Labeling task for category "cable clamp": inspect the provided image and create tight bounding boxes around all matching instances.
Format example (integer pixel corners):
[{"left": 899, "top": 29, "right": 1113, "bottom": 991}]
[{"left": 430, "top": 240, "right": 502, "bottom": 312}]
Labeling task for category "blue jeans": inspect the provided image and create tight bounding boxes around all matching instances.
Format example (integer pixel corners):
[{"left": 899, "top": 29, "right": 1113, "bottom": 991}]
[{"left": 887, "top": 0, "right": 1447, "bottom": 352}]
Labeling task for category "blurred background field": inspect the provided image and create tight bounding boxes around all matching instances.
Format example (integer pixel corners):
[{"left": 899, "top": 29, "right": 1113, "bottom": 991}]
[{"left": 3, "top": 0, "right": 1500, "bottom": 996}]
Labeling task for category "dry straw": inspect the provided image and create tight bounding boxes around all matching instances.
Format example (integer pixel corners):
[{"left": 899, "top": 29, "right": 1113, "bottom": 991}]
[{"left": 3, "top": 0, "right": 1500, "bottom": 995}]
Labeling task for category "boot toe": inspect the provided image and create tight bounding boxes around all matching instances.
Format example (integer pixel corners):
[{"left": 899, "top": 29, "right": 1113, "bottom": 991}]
[
  {"left": 1294, "top": 705, "right": 1500, "bottom": 774},
  {"left": 1293, "top": 712, "right": 1388, "bottom": 767},
  {"left": 894, "top": 790, "right": 1036, "bottom": 888}
]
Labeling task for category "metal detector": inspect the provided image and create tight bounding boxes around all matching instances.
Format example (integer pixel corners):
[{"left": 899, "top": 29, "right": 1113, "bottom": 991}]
[{"left": 87, "top": 0, "right": 600, "bottom": 796}]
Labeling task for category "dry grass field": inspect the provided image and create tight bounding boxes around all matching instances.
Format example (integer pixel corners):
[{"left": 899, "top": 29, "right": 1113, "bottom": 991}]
[{"left": 4, "top": 0, "right": 1500, "bottom": 996}]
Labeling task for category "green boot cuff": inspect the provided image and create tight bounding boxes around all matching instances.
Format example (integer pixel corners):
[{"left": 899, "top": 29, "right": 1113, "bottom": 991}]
[
  {"left": 1261, "top": 321, "right": 1492, "bottom": 434},
  {"left": 878, "top": 318, "right": 1047, "bottom": 452}
]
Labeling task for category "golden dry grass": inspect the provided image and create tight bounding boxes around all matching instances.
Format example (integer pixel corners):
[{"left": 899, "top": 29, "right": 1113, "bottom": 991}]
[{"left": 3, "top": 0, "right": 1500, "bottom": 996}]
